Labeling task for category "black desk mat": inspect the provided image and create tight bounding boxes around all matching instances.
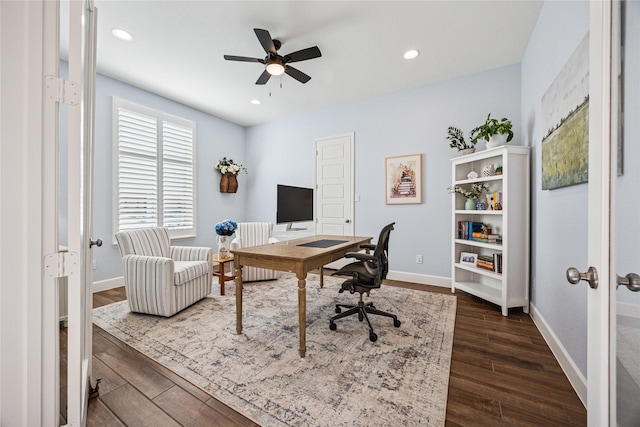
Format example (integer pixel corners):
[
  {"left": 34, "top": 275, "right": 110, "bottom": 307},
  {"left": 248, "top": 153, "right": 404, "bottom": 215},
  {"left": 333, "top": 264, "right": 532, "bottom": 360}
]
[{"left": 297, "top": 239, "right": 348, "bottom": 248}]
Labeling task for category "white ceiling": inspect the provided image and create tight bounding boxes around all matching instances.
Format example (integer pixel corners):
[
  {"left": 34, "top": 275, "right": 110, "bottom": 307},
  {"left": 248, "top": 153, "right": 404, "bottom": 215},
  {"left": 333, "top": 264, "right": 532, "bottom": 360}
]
[{"left": 63, "top": 1, "right": 543, "bottom": 127}]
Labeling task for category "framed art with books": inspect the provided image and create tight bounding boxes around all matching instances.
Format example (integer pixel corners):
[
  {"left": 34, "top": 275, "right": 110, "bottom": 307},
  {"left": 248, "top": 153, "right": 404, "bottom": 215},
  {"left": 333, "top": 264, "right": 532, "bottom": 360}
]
[
  {"left": 385, "top": 153, "right": 422, "bottom": 204},
  {"left": 459, "top": 251, "right": 478, "bottom": 266}
]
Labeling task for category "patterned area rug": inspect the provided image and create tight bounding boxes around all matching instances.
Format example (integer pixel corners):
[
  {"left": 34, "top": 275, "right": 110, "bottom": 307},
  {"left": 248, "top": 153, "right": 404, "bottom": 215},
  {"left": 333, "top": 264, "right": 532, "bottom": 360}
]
[{"left": 93, "top": 274, "right": 456, "bottom": 426}]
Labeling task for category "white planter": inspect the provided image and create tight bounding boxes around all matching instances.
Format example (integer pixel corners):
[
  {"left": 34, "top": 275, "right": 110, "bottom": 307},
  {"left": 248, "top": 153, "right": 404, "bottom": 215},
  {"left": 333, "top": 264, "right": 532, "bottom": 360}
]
[
  {"left": 458, "top": 147, "right": 475, "bottom": 156},
  {"left": 486, "top": 133, "right": 508, "bottom": 149}
]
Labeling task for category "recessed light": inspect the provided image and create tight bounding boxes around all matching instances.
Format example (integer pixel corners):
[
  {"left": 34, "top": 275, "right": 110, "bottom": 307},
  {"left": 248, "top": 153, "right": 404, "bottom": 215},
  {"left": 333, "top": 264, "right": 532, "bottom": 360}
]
[
  {"left": 403, "top": 49, "right": 419, "bottom": 60},
  {"left": 250, "top": 99, "right": 261, "bottom": 105},
  {"left": 111, "top": 28, "right": 133, "bottom": 41}
]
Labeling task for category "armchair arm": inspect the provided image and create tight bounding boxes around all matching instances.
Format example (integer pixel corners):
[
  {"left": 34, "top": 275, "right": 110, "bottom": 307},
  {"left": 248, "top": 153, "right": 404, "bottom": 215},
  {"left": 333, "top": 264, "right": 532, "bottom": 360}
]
[
  {"left": 122, "top": 254, "right": 174, "bottom": 287},
  {"left": 267, "top": 237, "right": 279, "bottom": 244},
  {"left": 360, "top": 243, "right": 377, "bottom": 251},
  {"left": 170, "top": 246, "right": 212, "bottom": 262}
]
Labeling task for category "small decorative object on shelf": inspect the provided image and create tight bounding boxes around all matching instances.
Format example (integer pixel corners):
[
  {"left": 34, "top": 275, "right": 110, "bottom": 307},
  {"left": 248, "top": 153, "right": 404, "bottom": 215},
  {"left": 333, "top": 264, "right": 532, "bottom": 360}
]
[
  {"left": 495, "top": 165, "right": 503, "bottom": 175},
  {"left": 476, "top": 202, "right": 486, "bottom": 210},
  {"left": 467, "top": 171, "right": 478, "bottom": 180},
  {"left": 215, "top": 157, "right": 246, "bottom": 193},
  {"left": 448, "top": 182, "right": 490, "bottom": 211},
  {"left": 215, "top": 219, "right": 237, "bottom": 258},
  {"left": 482, "top": 163, "right": 496, "bottom": 177}
]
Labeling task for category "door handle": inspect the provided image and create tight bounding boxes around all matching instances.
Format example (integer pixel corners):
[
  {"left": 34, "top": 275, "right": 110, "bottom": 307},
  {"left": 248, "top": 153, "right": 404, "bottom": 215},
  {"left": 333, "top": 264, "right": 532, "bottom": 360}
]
[
  {"left": 90, "top": 238, "right": 103, "bottom": 248},
  {"left": 345, "top": 219, "right": 350, "bottom": 223},
  {"left": 616, "top": 273, "right": 640, "bottom": 292},
  {"left": 566, "top": 266, "right": 599, "bottom": 289}
]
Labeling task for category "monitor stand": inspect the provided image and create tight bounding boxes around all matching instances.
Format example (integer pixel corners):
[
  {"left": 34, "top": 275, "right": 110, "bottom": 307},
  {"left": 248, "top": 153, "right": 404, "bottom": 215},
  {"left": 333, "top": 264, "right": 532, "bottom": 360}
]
[{"left": 286, "top": 223, "right": 307, "bottom": 232}]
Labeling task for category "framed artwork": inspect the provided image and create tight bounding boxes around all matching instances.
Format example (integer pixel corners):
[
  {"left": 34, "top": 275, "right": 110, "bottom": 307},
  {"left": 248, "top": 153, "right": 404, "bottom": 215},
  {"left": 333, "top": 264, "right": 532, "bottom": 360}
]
[
  {"left": 459, "top": 251, "right": 478, "bottom": 266},
  {"left": 385, "top": 154, "right": 422, "bottom": 204}
]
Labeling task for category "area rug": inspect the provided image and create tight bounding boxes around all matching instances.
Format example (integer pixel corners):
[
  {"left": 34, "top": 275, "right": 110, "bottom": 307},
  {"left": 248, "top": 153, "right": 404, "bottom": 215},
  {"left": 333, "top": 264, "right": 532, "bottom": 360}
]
[{"left": 93, "top": 273, "right": 457, "bottom": 426}]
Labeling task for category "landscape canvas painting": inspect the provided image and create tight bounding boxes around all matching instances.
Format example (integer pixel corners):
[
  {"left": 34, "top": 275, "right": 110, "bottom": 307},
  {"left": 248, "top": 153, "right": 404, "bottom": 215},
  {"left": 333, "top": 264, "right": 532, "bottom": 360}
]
[
  {"left": 541, "top": 34, "right": 589, "bottom": 190},
  {"left": 385, "top": 154, "right": 422, "bottom": 204}
]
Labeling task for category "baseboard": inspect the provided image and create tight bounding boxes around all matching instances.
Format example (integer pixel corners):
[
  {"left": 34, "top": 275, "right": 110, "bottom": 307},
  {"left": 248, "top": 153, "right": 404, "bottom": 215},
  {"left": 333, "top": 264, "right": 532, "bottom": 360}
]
[
  {"left": 617, "top": 301, "right": 640, "bottom": 318},
  {"left": 529, "top": 302, "right": 587, "bottom": 408},
  {"left": 93, "top": 276, "right": 124, "bottom": 293},
  {"left": 386, "top": 270, "right": 451, "bottom": 288}
]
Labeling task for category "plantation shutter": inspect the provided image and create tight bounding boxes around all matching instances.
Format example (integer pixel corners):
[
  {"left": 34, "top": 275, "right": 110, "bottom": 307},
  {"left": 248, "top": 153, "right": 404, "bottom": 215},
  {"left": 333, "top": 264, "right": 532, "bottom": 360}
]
[
  {"left": 162, "top": 121, "right": 194, "bottom": 230},
  {"left": 116, "top": 108, "right": 159, "bottom": 230},
  {"left": 114, "top": 97, "right": 196, "bottom": 238}
]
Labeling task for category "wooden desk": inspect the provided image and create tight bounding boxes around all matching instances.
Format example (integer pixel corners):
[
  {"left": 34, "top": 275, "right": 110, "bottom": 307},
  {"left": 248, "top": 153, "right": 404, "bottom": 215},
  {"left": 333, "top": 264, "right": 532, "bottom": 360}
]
[
  {"left": 212, "top": 254, "right": 235, "bottom": 296},
  {"left": 232, "top": 235, "right": 372, "bottom": 357}
]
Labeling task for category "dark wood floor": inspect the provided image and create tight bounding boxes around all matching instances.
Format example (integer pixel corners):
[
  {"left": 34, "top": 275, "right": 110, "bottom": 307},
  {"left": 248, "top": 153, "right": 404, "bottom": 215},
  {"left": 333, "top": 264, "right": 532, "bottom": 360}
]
[{"left": 80, "top": 274, "right": 586, "bottom": 426}]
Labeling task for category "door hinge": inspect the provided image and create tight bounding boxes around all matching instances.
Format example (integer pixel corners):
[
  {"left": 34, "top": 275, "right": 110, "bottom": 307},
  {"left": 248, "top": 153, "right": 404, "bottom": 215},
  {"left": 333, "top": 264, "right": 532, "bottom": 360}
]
[
  {"left": 44, "top": 75, "right": 80, "bottom": 106},
  {"left": 44, "top": 251, "right": 80, "bottom": 279}
]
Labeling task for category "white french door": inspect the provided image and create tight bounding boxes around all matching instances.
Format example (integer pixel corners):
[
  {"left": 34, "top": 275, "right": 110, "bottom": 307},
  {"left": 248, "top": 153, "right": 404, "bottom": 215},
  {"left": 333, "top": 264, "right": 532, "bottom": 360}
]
[
  {"left": 65, "top": 0, "right": 98, "bottom": 425},
  {"left": 579, "top": 1, "right": 640, "bottom": 425}
]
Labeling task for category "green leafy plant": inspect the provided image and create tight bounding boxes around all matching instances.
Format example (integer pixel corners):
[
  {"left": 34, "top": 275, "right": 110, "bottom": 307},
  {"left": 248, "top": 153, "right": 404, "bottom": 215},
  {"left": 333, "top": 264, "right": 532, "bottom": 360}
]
[
  {"left": 471, "top": 114, "right": 514, "bottom": 144},
  {"left": 447, "top": 183, "right": 489, "bottom": 199},
  {"left": 446, "top": 126, "right": 476, "bottom": 151}
]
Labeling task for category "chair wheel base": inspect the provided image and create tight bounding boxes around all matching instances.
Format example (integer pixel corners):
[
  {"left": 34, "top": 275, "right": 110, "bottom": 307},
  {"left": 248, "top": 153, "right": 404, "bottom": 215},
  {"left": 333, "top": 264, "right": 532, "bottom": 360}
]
[
  {"left": 369, "top": 332, "right": 378, "bottom": 342},
  {"left": 394, "top": 319, "right": 401, "bottom": 327},
  {"left": 335, "top": 307, "right": 341, "bottom": 314},
  {"left": 329, "top": 322, "right": 337, "bottom": 331}
]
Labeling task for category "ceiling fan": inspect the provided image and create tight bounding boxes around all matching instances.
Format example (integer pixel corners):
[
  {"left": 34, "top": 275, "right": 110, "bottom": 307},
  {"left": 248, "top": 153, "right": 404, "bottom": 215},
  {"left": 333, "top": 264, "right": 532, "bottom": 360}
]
[{"left": 224, "top": 28, "right": 322, "bottom": 85}]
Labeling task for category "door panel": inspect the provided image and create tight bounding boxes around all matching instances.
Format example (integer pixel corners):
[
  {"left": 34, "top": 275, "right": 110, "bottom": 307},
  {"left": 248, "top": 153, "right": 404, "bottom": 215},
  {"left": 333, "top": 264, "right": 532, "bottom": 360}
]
[
  {"left": 315, "top": 133, "right": 354, "bottom": 269},
  {"left": 614, "top": 1, "right": 640, "bottom": 425}
]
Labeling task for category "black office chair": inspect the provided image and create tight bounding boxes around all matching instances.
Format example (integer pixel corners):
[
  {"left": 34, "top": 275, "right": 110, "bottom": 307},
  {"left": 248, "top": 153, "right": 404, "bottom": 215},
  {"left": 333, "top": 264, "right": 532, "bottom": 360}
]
[{"left": 329, "top": 223, "right": 401, "bottom": 342}]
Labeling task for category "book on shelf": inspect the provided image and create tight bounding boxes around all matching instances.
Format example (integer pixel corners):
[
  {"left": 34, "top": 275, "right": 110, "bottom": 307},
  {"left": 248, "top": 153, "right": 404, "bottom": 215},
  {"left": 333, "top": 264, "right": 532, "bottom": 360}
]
[{"left": 475, "top": 253, "right": 503, "bottom": 273}]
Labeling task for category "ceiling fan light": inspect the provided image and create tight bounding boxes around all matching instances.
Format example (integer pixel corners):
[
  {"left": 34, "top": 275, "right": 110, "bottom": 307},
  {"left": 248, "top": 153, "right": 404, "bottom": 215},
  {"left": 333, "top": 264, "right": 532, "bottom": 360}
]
[{"left": 266, "top": 62, "right": 285, "bottom": 76}]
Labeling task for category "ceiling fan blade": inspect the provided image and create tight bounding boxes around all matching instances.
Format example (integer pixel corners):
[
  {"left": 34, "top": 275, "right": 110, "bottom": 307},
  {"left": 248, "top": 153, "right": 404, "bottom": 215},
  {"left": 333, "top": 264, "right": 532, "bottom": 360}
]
[
  {"left": 285, "top": 66, "right": 311, "bottom": 84},
  {"left": 255, "top": 69, "right": 271, "bottom": 85},
  {"left": 254, "top": 28, "right": 276, "bottom": 55},
  {"left": 284, "top": 46, "right": 322, "bottom": 63},
  {"left": 224, "top": 55, "right": 265, "bottom": 63}
]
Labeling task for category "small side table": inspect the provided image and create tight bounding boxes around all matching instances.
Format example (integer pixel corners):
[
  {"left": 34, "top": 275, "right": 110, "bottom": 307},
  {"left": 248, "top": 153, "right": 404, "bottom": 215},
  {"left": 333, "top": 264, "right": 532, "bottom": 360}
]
[{"left": 212, "top": 254, "right": 235, "bottom": 296}]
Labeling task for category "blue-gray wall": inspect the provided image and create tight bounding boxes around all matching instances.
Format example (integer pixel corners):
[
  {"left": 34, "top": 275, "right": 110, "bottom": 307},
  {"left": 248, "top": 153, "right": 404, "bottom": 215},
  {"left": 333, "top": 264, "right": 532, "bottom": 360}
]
[
  {"left": 245, "top": 65, "right": 521, "bottom": 277},
  {"left": 87, "top": 68, "right": 247, "bottom": 281},
  {"left": 521, "top": 0, "right": 589, "bottom": 376}
]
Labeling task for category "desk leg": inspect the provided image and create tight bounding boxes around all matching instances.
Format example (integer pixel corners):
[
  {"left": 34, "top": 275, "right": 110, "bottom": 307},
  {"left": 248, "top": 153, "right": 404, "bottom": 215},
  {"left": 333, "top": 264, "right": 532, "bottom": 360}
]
[
  {"left": 297, "top": 273, "right": 307, "bottom": 358},
  {"left": 319, "top": 267, "right": 324, "bottom": 288},
  {"left": 235, "top": 266, "right": 243, "bottom": 335}
]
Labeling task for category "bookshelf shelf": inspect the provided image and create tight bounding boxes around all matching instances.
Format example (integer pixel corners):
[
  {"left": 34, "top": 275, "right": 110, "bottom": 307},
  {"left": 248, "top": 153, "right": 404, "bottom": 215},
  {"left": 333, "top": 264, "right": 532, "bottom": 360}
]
[{"left": 451, "top": 145, "right": 530, "bottom": 316}]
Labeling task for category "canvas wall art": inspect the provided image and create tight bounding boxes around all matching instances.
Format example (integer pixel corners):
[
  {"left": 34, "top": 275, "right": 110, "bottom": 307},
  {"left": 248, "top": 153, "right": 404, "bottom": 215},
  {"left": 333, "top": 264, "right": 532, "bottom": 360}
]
[
  {"left": 541, "top": 34, "right": 590, "bottom": 190},
  {"left": 385, "top": 154, "right": 422, "bottom": 204}
]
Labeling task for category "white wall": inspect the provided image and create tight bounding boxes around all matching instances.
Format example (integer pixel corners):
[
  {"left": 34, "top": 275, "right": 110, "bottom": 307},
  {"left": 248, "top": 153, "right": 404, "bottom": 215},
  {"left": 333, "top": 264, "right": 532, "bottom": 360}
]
[
  {"left": 245, "top": 65, "right": 521, "bottom": 278},
  {"left": 521, "top": 0, "right": 590, "bottom": 376}
]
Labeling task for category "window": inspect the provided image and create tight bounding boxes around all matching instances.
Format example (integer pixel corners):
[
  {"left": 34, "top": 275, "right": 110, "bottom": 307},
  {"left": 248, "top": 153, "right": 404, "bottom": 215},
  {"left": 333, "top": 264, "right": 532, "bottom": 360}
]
[{"left": 113, "top": 97, "right": 196, "bottom": 238}]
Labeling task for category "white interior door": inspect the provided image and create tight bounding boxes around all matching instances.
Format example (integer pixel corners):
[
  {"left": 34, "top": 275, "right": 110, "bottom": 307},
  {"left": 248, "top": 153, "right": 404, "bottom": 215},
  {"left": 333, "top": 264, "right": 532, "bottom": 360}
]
[
  {"left": 315, "top": 133, "right": 355, "bottom": 269},
  {"left": 315, "top": 133, "right": 354, "bottom": 235},
  {"left": 65, "top": 1, "right": 98, "bottom": 425}
]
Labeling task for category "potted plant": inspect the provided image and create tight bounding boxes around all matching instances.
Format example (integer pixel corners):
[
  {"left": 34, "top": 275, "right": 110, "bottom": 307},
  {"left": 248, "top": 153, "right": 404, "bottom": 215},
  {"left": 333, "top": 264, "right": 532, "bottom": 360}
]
[
  {"left": 215, "top": 157, "right": 246, "bottom": 193},
  {"left": 471, "top": 114, "right": 514, "bottom": 148},
  {"left": 448, "top": 183, "right": 490, "bottom": 210},
  {"left": 447, "top": 126, "right": 476, "bottom": 155}
]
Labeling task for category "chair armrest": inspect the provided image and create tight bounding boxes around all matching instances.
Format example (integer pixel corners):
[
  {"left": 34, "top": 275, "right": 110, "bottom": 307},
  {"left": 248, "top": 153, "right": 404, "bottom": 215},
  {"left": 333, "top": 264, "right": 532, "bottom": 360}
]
[
  {"left": 344, "top": 251, "right": 376, "bottom": 261},
  {"left": 170, "top": 246, "right": 212, "bottom": 262},
  {"left": 360, "top": 243, "right": 377, "bottom": 251},
  {"left": 122, "top": 254, "right": 174, "bottom": 286}
]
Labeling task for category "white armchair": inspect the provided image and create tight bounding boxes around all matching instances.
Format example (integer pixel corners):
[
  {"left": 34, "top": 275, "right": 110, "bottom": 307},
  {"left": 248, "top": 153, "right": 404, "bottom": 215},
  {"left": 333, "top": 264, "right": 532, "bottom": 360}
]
[
  {"left": 230, "top": 222, "right": 280, "bottom": 282},
  {"left": 115, "top": 227, "right": 212, "bottom": 317}
]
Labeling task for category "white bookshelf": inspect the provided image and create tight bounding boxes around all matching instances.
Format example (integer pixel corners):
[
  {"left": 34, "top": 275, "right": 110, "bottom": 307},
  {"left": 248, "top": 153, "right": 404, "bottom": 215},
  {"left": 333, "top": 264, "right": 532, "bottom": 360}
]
[{"left": 450, "top": 145, "right": 530, "bottom": 316}]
